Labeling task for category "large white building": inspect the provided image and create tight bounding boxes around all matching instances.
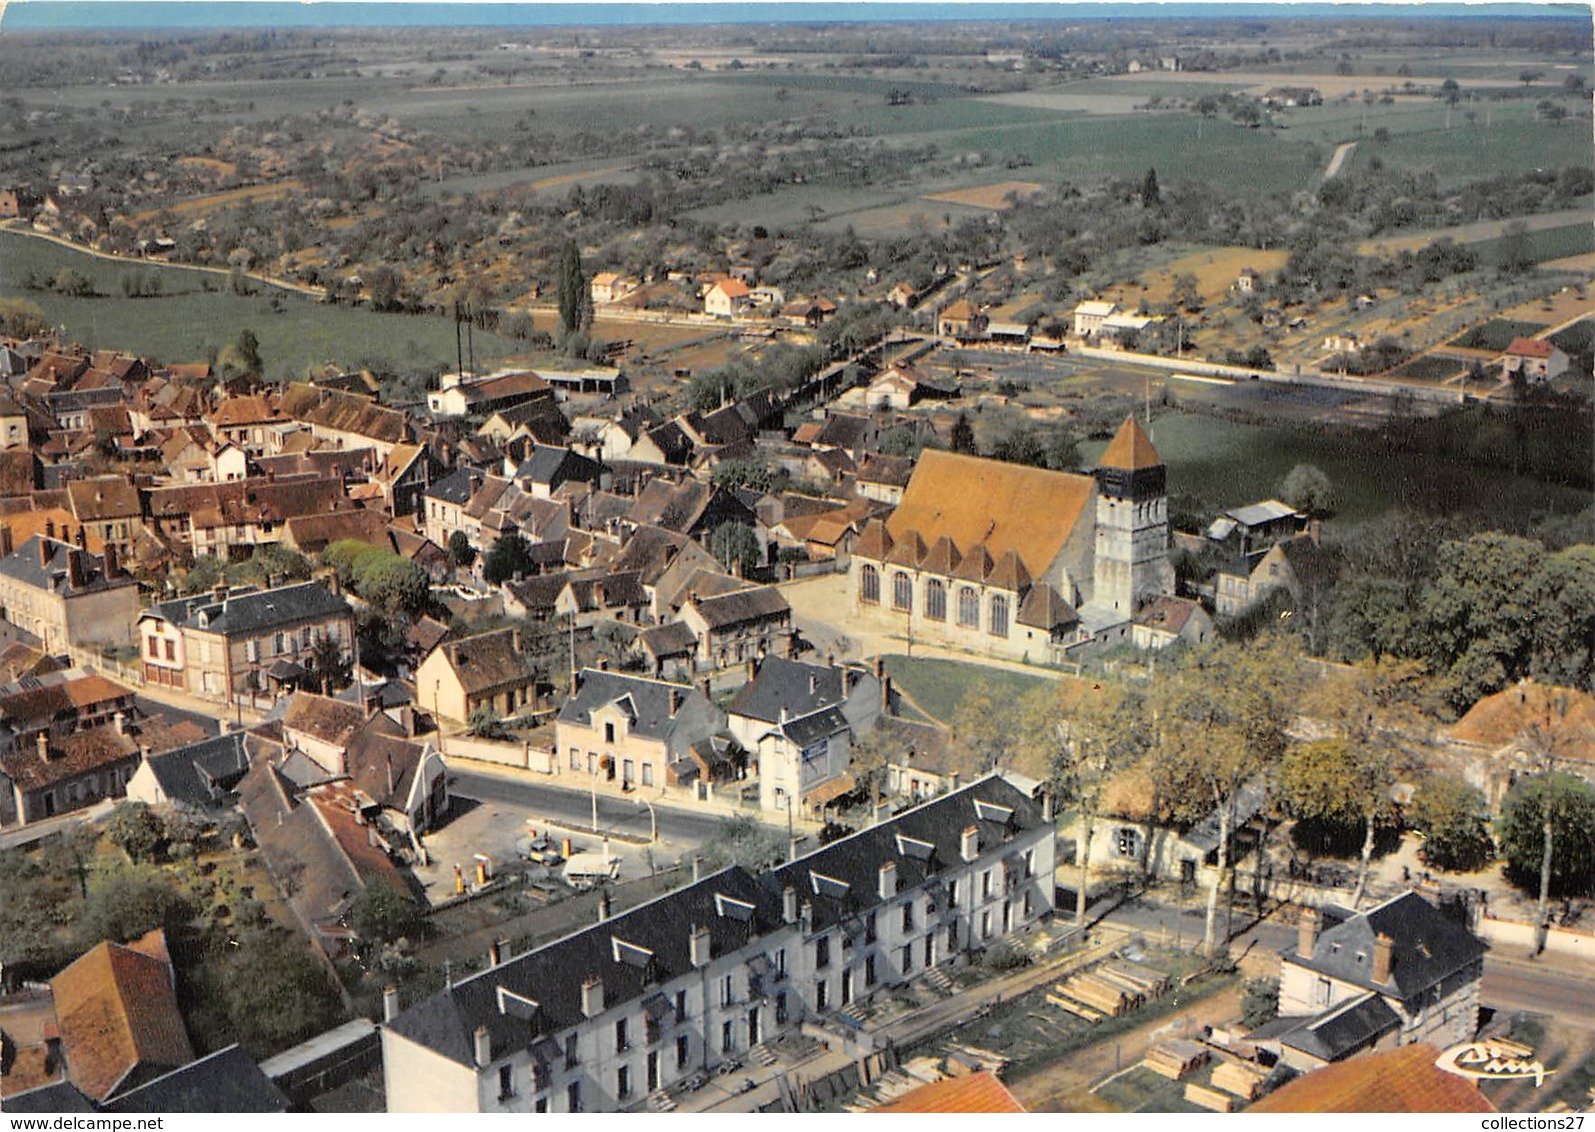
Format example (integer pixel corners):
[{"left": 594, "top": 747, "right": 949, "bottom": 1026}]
[{"left": 381, "top": 773, "right": 1055, "bottom": 1113}]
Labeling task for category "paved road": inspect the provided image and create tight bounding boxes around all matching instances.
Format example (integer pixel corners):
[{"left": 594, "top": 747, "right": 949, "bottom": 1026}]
[{"left": 451, "top": 769, "right": 755, "bottom": 851}]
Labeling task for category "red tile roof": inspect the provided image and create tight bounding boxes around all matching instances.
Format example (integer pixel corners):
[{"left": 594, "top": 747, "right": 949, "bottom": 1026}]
[
  {"left": 872, "top": 1071, "right": 1025, "bottom": 1113},
  {"left": 1504, "top": 337, "right": 1553, "bottom": 358},
  {"left": 1248, "top": 1044, "right": 1496, "bottom": 1113}
]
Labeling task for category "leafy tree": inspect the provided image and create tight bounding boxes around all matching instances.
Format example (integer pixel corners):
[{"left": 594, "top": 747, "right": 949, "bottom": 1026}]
[
  {"left": 307, "top": 630, "right": 348, "bottom": 694},
  {"left": 877, "top": 426, "right": 919, "bottom": 457},
  {"left": 1439, "top": 77, "right": 1461, "bottom": 105},
  {"left": 556, "top": 239, "right": 593, "bottom": 346},
  {"left": 448, "top": 530, "right": 476, "bottom": 568},
  {"left": 202, "top": 923, "right": 344, "bottom": 1056},
  {"left": 1045, "top": 428, "right": 1081, "bottom": 472},
  {"left": 1152, "top": 636, "right": 1305, "bottom": 954},
  {"left": 1410, "top": 776, "right": 1492, "bottom": 873},
  {"left": 1417, "top": 533, "right": 1543, "bottom": 710},
  {"left": 1278, "top": 463, "right": 1336, "bottom": 518},
  {"left": 1498, "top": 221, "right": 1533, "bottom": 276},
  {"left": 1564, "top": 74, "right": 1587, "bottom": 94},
  {"left": 482, "top": 532, "right": 535, "bottom": 585},
  {"left": 992, "top": 425, "right": 1045, "bottom": 467},
  {"left": 1170, "top": 273, "right": 1202, "bottom": 312},
  {"left": 1241, "top": 977, "right": 1280, "bottom": 1029},
  {"left": 353, "top": 552, "right": 429, "bottom": 615},
  {"left": 849, "top": 725, "right": 913, "bottom": 805},
  {"left": 1526, "top": 546, "right": 1595, "bottom": 691},
  {"left": 950, "top": 412, "right": 978, "bottom": 455},
  {"left": 0, "top": 298, "right": 50, "bottom": 338},
  {"left": 1498, "top": 773, "right": 1595, "bottom": 913},
  {"left": 951, "top": 681, "right": 1020, "bottom": 774},
  {"left": 184, "top": 554, "right": 227, "bottom": 593},
  {"left": 106, "top": 802, "right": 164, "bottom": 864},
  {"left": 699, "top": 814, "right": 788, "bottom": 872},
  {"left": 1140, "top": 167, "right": 1162, "bottom": 209},
  {"left": 80, "top": 863, "right": 192, "bottom": 945},
  {"left": 709, "top": 522, "right": 761, "bottom": 576},
  {"left": 323, "top": 538, "right": 385, "bottom": 586},
  {"left": 351, "top": 882, "right": 424, "bottom": 946},
  {"left": 712, "top": 459, "right": 778, "bottom": 494}
]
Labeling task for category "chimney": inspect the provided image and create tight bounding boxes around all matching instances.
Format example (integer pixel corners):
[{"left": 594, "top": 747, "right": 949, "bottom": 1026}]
[
  {"left": 75, "top": 525, "right": 87, "bottom": 550},
  {"left": 782, "top": 885, "right": 798, "bottom": 924},
  {"left": 1297, "top": 906, "right": 1319, "bottom": 958},
  {"left": 114, "top": 711, "right": 127, "bottom": 736},
  {"left": 873, "top": 656, "right": 884, "bottom": 680},
  {"left": 949, "top": 771, "right": 961, "bottom": 792},
  {"left": 881, "top": 673, "right": 892, "bottom": 714},
  {"left": 103, "top": 541, "right": 119, "bottom": 579},
  {"left": 878, "top": 859, "right": 897, "bottom": 901},
  {"left": 1308, "top": 518, "right": 1322, "bottom": 547},
  {"left": 691, "top": 855, "right": 702, "bottom": 882},
  {"left": 580, "top": 975, "right": 604, "bottom": 1019},
  {"left": 44, "top": 518, "right": 54, "bottom": 540},
  {"left": 746, "top": 658, "right": 757, "bottom": 683},
  {"left": 0, "top": 525, "right": 11, "bottom": 558},
  {"left": 213, "top": 584, "right": 228, "bottom": 605},
  {"left": 385, "top": 752, "right": 395, "bottom": 797},
  {"left": 65, "top": 549, "right": 84, "bottom": 590},
  {"left": 1372, "top": 932, "right": 1394, "bottom": 984},
  {"left": 38, "top": 538, "right": 50, "bottom": 570},
  {"left": 598, "top": 891, "right": 612, "bottom": 923},
  {"left": 488, "top": 939, "right": 502, "bottom": 968},
  {"left": 473, "top": 1025, "right": 492, "bottom": 1068},
  {"left": 788, "top": 835, "right": 803, "bottom": 863},
  {"left": 689, "top": 924, "right": 712, "bottom": 968},
  {"left": 808, "top": 673, "right": 817, "bottom": 696},
  {"left": 383, "top": 985, "right": 400, "bottom": 1023},
  {"left": 1042, "top": 792, "right": 1055, "bottom": 823},
  {"left": 960, "top": 825, "right": 979, "bottom": 862},
  {"left": 328, "top": 570, "right": 341, "bottom": 596},
  {"left": 669, "top": 689, "right": 682, "bottom": 718},
  {"left": 700, "top": 678, "right": 712, "bottom": 699},
  {"left": 37, "top": 732, "right": 50, "bottom": 764},
  {"left": 512, "top": 628, "right": 523, "bottom": 653},
  {"left": 799, "top": 901, "right": 813, "bottom": 935}
]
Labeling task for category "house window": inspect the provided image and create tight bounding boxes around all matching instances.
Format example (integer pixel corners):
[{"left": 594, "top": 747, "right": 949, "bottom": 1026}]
[
  {"left": 776, "top": 991, "right": 789, "bottom": 1024},
  {"left": 901, "top": 902, "right": 914, "bottom": 932},
  {"left": 146, "top": 636, "right": 158, "bottom": 659},
  {"left": 815, "top": 977, "right": 829, "bottom": 1011},
  {"left": 641, "top": 763, "right": 654, "bottom": 787},
  {"left": 923, "top": 935, "right": 934, "bottom": 967},
  {"left": 865, "top": 912, "right": 877, "bottom": 945},
  {"left": 865, "top": 954, "right": 876, "bottom": 988},
  {"left": 616, "top": 1065, "right": 631, "bottom": 1101},
  {"left": 605, "top": 721, "right": 616, "bottom": 744},
  {"left": 989, "top": 595, "right": 1009, "bottom": 637},
  {"left": 892, "top": 572, "right": 913, "bottom": 612},
  {"left": 570, "top": 747, "right": 582, "bottom": 770},
  {"left": 957, "top": 587, "right": 980, "bottom": 627},
  {"left": 721, "top": 1019, "right": 735, "bottom": 1053},
  {"left": 1317, "top": 977, "right": 1333, "bottom": 1007},
  {"left": 815, "top": 935, "right": 830, "bottom": 969},
  {"left": 568, "top": 1081, "right": 581, "bottom": 1112},
  {"left": 535, "top": 1097, "right": 548, "bottom": 1114},
  {"left": 925, "top": 578, "right": 946, "bottom": 621},
  {"left": 274, "top": 632, "right": 286, "bottom": 655},
  {"left": 860, "top": 565, "right": 880, "bottom": 605},
  {"left": 498, "top": 1064, "right": 514, "bottom": 1101},
  {"left": 901, "top": 945, "right": 913, "bottom": 975},
  {"left": 980, "top": 911, "right": 991, "bottom": 939},
  {"left": 1115, "top": 828, "right": 1140, "bottom": 859},
  {"left": 676, "top": 1033, "right": 690, "bottom": 1069},
  {"left": 947, "top": 923, "right": 958, "bottom": 951},
  {"left": 982, "top": 870, "right": 993, "bottom": 899},
  {"left": 720, "top": 973, "right": 735, "bottom": 1007},
  {"left": 623, "top": 759, "right": 635, "bottom": 785},
  {"left": 616, "top": 1017, "right": 630, "bottom": 1052},
  {"left": 301, "top": 626, "right": 312, "bottom": 649}
]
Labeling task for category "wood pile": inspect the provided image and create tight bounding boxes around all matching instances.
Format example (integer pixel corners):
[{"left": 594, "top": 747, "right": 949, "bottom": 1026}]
[
  {"left": 1210, "top": 1060, "right": 1269, "bottom": 1100},
  {"left": 1101, "top": 960, "right": 1172, "bottom": 998},
  {"left": 1059, "top": 971, "right": 1142, "bottom": 1016},
  {"left": 1145, "top": 1039, "right": 1209, "bottom": 1080},
  {"left": 1046, "top": 989, "right": 1106, "bottom": 1023},
  {"left": 1184, "top": 1082, "right": 1235, "bottom": 1112}
]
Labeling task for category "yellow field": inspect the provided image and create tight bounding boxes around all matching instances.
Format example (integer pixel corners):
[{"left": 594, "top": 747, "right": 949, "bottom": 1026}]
[
  {"left": 1502, "top": 287, "right": 1593, "bottom": 325},
  {"left": 1114, "top": 246, "right": 1290, "bottom": 306},
  {"left": 923, "top": 181, "right": 1047, "bottom": 211}
]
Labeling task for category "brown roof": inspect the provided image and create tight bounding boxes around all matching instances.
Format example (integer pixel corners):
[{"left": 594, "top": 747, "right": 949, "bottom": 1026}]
[
  {"left": 952, "top": 543, "right": 994, "bottom": 583},
  {"left": 278, "top": 383, "right": 407, "bottom": 445},
  {"left": 1134, "top": 594, "right": 1202, "bottom": 634},
  {"left": 888, "top": 450, "right": 1093, "bottom": 582},
  {"left": 884, "top": 529, "right": 926, "bottom": 569},
  {"left": 872, "top": 1071, "right": 1025, "bottom": 1113},
  {"left": 853, "top": 518, "right": 894, "bottom": 560},
  {"left": 61, "top": 673, "right": 134, "bottom": 710},
  {"left": 207, "top": 394, "right": 282, "bottom": 428},
  {"left": 986, "top": 548, "right": 1032, "bottom": 592},
  {"left": 1504, "top": 337, "right": 1553, "bottom": 359},
  {"left": 940, "top": 298, "right": 980, "bottom": 322},
  {"left": 1248, "top": 1044, "right": 1495, "bottom": 1113},
  {"left": 1097, "top": 416, "right": 1163, "bottom": 472},
  {"left": 1017, "top": 581, "right": 1077, "bottom": 630},
  {"left": 67, "top": 477, "right": 140, "bottom": 522},
  {"left": 1, "top": 726, "right": 139, "bottom": 793},
  {"left": 712, "top": 279, "right": 751, "bottom": 298},
  {"left": 1448, "top": 682, "right": 1595, "bottom": 766},
  {"left": 437, "top": 629, "right": 537, "bottom": 695},
  {"left": 282, "top": 692, "right": 365, "bottom": 751},
  {"left": 50, "top": 931, "right": 194, "bottom": 1103},
  {"left": 689, "top": 585, "right": 791, "bottom": 630}
]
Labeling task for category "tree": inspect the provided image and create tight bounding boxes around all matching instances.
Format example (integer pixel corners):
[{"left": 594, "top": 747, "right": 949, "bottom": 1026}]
[
  {"left": 468, "top": 704, "right": 510, "bottom": 739},
  {"left": 1152, "top": 636, "right": 1304, "bottom": 955},
  {"left": 1564, "top": 74, "right": 1586, "bottom": 95},
  {"left": 1417, "top": 533, "right": 1543, "bottom": 710},
  {"left": 1519, "top": 70, "right": 1543, "bottom": 87},
  {"left": 1497, "top": 773, "right": 1595, "bottom": 936},
  {"left": 849, "top": 726, "right": 912, "bottom": 805},
  {"left": 1278, "top": 463, "right": 1336, "bottom": 518},
  {"left": 307, "top": 630, "right": 348, "bottom": 694},
  {"left": 80, "top": 863, "right": 192, "bottom": 945},
  {"left": 699, "top": 814, "right": 788, "bottom": 872},
  {"left": 1410, "top": 776, "right": 1492, "bottom": 873},
  {"left": 951, "top": 681, "right": 1020, "bottom": 774},
  {"left": 1240, "top": 977, "right": 1280, "bottom": 1029},
  {"left": 351, "top": 882, "right": 424, "bottom": 946},
  {"left": 950, "top": 412, "right": 978, "bottom": 455},
  {"left": 556, "top": 238, "right": 593, "bottom": 346},
  {"left": 1171, "top": 273, "right": 1202, "bottom": 312},
  {"left": 1140, "top": 167, "right": 1162, "bottom": 209},
  {"left": 232, "top": 328, "right": 263, "bottom": 375},
  {"left": 201, "top": 923, "right": 344, "bottom": 1055},
  {"left": 1281, "top": 738, "right": 1398, "bottom": 905},
  {"left": 0, "top": 298, "right": 50, "bottom": 338},
  {"left": 1498, "top": 220, "right": 1533, "bottom": 276},
  {"left": 482, "top": 532, "right": 535, "bottom": 585},
  {"left": 448, "top": 530, "right": 476, "bottom": 569},
  {"left": 353, "top": 552, "right": 429, "bottom": 615},
  {"left": 106, "top": 802, "right": 164, "bottom": 863},
  {"left": 877, "top": 426, "right": 919, "bottom": 457},
  {"left": 709, "top": 522, "right": 761, "bottom": 576},
  {"left": 993, "top": 425, "right": 1044, "bottom": 467},
  {"left": 1526, "top": 546, "right": 1595, "bottom": 692},
  {"left": 1439, "top": 77, "right": 1461, "bottom": 105},
  {"left": 183, "top": 554, "right": 226, "bottom": 593},
  {"left": 1044, "top": 428, "right": 1081, "bottom": 472}
]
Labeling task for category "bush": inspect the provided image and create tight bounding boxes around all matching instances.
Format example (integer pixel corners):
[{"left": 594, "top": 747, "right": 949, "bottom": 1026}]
[
  {"left": 1410, "top": 776, "right": 1493, "bottom": 872},
  {"left": 106, "top": 802, "right": 165, "bottom": 863},
  {"left": 80, "top": 863, "right": 193, "bottom": 945},
  {"left": 351, "top": 882, "right": 425, "bottom": 946},
  {"left": 1241, "top": 976, "right": 1280, "bottom": 1029},
  {"left": 981, "top": 939, "right": 1030, "bottom": 972}
]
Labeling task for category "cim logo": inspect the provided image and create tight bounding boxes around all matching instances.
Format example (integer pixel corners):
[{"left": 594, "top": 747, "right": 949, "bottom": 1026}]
[{"left": 1435, "top": 1040, "right": 1553, "bottom": 1088}]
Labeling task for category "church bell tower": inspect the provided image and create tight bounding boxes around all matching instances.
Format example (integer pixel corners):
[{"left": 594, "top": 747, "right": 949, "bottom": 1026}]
[{"left": 1091, "top": 417, "right": 1175, "bottom": 616}]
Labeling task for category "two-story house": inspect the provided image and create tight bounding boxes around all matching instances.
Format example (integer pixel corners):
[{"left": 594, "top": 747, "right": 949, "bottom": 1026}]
[
  {"left": 415, "top": 628, "right": 541, "bottom": 726},
  {"left": 0, "top": 530, "right": 141, "bottom": 652},
  {"left": 554, "top": 669, "right": 726, "bottom": 792},
  {"left": 677, "top": 587, "right": 794, "bottom": 672}
]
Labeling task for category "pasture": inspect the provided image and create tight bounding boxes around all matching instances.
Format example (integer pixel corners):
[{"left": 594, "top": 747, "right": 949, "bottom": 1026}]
[
  {"left": 1473, "top": 223, "right": 1595, "bottom": 269},
  {"left": 0, "top": 230, "right": 517, "bottom": 380}
]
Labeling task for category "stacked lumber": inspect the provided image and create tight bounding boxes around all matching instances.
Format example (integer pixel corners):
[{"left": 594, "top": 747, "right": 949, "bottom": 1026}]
[
  {"left": 1061, "top": 972, "right": 1139, "bottom": 1016},
  {"left": 1211, "top": 1060, "right": 1268, "bottom": 1100},
  {"left": 1103, "top": 959, "right": 1172, "bottom": 998},
  {"left": 1046, "top": 991, "right": 1105, "bottom": 1023},
  {"left": 1145, "top": 1039, "right": 1209, "bottom": 1080},
  {"left": 1184, "top": 1083, "right": 1235, "bottom": 1112}
]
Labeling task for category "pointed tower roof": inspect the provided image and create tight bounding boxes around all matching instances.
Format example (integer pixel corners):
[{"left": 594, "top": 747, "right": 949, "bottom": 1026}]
[
  {"left": 1098, "top": 417, "right": 1163, "bottom": 472},
  {"left": 986, "top": 548, "right": 1032, "bottom": 593}
]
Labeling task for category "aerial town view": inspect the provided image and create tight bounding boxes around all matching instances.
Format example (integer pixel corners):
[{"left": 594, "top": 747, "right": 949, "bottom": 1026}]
[{"left": 0, "top": 0, "right": 1590, "bottom": 1118}]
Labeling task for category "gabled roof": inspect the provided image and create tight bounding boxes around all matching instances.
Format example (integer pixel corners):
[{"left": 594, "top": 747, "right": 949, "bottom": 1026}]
[
  {"left": 143, "top": 582, "right": 350, "bottom": 638},
  {"left": 853, "top": 518, "right": 894, "bottom": 560},
  {"left": 985, "top": 548, "right": 1031, "bottom": 592},
  {"left": 1278, "top": 991, "right": 1400, "bottom": 1063},
  {"left": 884, "top": 529, "right": 926, "bottom": 569},
  {"left": 1134, "top": 594, "right": 1203, "bottom": 634},
  {"left": 558, "top": 669, "right": 722, "bottom": 744},
  {"left": 729, "top": 657, "right": 856, "bottom": 724},
  {"left": 1286, "top": 891, "right": 1488, "bottom": 1000},
  {"left": 1097, "top": 416, "right": 1163, "bottom": 472},
  {"left": 1017, "top": 582, "right": 1077, "bottom": 630},
  {"left": 431, "top": 629, "right": 537, "bottom": 695},
  {"left": 283, "top": 692, "right": 365, "bottom": 751},
  {"left": 687, "top": 585, "right": 790, "bottom": 630},
  {"left": 952, "top": 543, "right": 994, "bottom": 583},
  {"left": 139, "top": 731, "right": 251, "bottom": 811},
  {"left": 1448, "top": 682, "right": 1595, "bottom": 767},
  {"left": 873, "top": 1071, "right": 1025, "bottom": 1113},
  {"left": 1503, "top": 337, "right": 1553, "bottom": 358},
  {"left": 889, "top": 450, "right": 1093, "bottom": 583},
  {"left": 50, "top": 931, "right": 195, "bottom": 1103}
]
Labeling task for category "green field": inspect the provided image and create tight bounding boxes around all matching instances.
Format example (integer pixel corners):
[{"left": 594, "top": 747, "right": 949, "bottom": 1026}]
[
  {"left": 1471, "top": 222, "right": 1595, "bottom": 268},
  {"left": 0, "top": 230, "right": 518, "bottom": 380},
  {"left": 881, "top": 654, "right": 1051, "bottom": 724},
  {"left": 1082, "top": 408, "right": 1592, "bottom": 535},
  {"left": 1342, "top": 115, "right": 1592, "bottom": 184},
  {"left": 1550, "top": 319, "right": 1595, "bottom": 358},
  {"left": 1447, "top": 319, "right": 1552, "bottom": 352}
]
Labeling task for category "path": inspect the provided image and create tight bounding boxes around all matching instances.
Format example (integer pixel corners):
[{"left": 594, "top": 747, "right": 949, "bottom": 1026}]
[{"left": 1322, "top": 141, "right": 1356, "bottom": 181}]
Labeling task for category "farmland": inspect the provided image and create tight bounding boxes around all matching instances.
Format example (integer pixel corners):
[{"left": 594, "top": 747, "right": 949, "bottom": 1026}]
[{"left": 0, "top": 229, "right": 518, "bottom": 380}]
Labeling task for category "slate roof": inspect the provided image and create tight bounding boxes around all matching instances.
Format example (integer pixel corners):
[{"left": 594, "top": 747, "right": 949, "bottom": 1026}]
[
  {"left": 1286, "top": 891, "right": 1488, "bottom": 1001},
  {"left": 638, "top": 621, "right": 698, "bottom": 660},
  {"left": 1278, "top": 991, "right": 1401, "bottom": 1062},
  {"left": 0, "top": 537, "right": 137, "bottom": 597},
  {"left": 2, "top": 725, "right": 139, "bottom": 794},
  {"left": 143, "top": 582, "right": 351, "bottom": 637},
  {"left": 423, "top": 466, "right": 480, "bottom": 506},
  {"left": 103, "top": 1045, "right": 289, "bottom": 1114},
  {"left": 140, "top": 731, "right": 251, "bottom": 810},
  {"left": 1227, "top": 499, "right": 1302, "bottom": 528},
  {"left": 388, "top": 774, "right": 1045, "bottom": 1067},
  {"left": 557, "top": 669, "right": 723, "bottom": 745},
  {"left": 514, "top": 444, "right": 602, "bottom": 488},
  {"left": 729, "top": 657, "right": 851, "bottom": 724},
  {"left": 50, "top": 931, "right": 195, "bottom": 1103},
  {"left": 688, "top": 585, "right": 791, "bottom": 630},
  {"left": 0, "top": 1080, "right": 97, "bottom": 1112}
]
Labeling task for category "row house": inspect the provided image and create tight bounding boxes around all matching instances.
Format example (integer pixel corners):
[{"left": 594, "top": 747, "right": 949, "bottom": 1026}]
[
  {"left": 415, "top": 628, "right": 541, "bottom": 726},
  {"left": 205, "top": 394, "right": 297, "bottom": 457},
  {"left": 137, "top": 581, "right": 355, "bottom": 700},
  {"left": 1, "top": 724, "right": 141, "bottom": 826},
  {"left": 145, "top": 476, "right": 349, "bottom": 558},
  {"left": 677, "top": 586, "right": 794, "bottom": 673},
  {"left": 66, "top": 477, "right": 144, "bottom": 557},
  {"left": 382, "top": 773, "right": 1056, "bottom": 1113},
  {"left": 0, "top": 530, "right": 141, "bottom": 652},
  {"left": 277, "top": 383, "right": 410, "bottom": 460},
  {"left": 554, "top": 669, "right": 726, "bottom": 790}
]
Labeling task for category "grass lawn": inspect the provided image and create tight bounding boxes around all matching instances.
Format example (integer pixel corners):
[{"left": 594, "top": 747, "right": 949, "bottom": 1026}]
[
  {"left": 1388, "top": 355, "right": 1467, "bottom": 384},
  {"left": 1471, "top": 223, "right": 1595, "bottom": 268},
  {"left": 1345, "top": 116, "right": 1592, "bottom": 185},
  {"left": 0, "top": 230, "right": 519, "bottom": 381},
  {"left": 1082, "top": 407, "right": 1592, "bottom": 535},
  {"left": 881, "top": 654, "right": 1051, "bottom": 724}
]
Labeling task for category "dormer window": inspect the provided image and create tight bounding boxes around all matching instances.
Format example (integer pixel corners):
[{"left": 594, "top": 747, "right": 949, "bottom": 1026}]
[{"left": 604, "top": 722, "right": 615, "bottom": 744}]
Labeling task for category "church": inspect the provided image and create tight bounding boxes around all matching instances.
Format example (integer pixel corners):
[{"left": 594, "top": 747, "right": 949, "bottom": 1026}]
[{"left": 848, "top": 417, "right": 1177, "bottom": 664}]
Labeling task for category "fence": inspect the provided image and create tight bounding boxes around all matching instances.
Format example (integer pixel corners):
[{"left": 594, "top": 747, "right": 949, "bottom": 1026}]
[
  {"left": 1475, "top": 914, "right": 1593, "bottom": 961},
  {"left": 440, "top": 733, "right": 556, "bottom": 773}
]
